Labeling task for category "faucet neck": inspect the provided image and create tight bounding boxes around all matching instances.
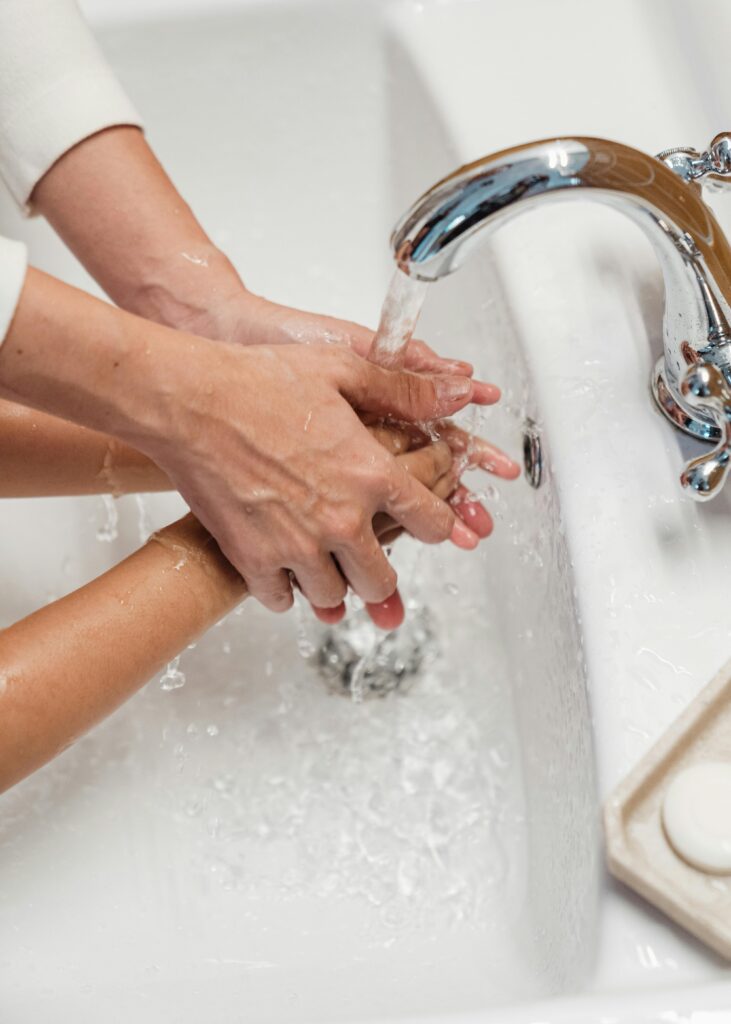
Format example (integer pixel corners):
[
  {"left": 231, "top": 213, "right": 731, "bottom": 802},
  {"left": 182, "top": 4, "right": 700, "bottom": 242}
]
[{"left": 392, "top": 137, "right": 731, "bottom": 442}]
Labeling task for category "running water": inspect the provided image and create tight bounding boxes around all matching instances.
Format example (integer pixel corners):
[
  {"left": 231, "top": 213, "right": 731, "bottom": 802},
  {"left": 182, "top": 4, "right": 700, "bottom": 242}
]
[
  {"left": 368, "top": 268, "right": 427, "bottom": 369},
  {"left": 308, "top": 269, "right": 432, "bottom": 699},
  {"left": 96, "top": 494, "right": 119, "bottom": 543}
]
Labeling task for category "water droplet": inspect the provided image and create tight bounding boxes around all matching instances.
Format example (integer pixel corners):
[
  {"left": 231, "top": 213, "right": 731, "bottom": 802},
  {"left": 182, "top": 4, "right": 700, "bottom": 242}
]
[
  {"left": 96, "top": 494, "right": 119, "bottom": 542},
  {"left": 160, "top": 655, "right": 186, "bottom": 691}
]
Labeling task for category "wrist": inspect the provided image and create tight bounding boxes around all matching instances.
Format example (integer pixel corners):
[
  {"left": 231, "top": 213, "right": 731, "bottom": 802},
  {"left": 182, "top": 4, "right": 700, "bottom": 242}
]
[
  {"left": 123, "top": 243, "right": 246, "bottom": 336},
  {"left": 150, "top": 513, "right": 247, "bottom": 600}
]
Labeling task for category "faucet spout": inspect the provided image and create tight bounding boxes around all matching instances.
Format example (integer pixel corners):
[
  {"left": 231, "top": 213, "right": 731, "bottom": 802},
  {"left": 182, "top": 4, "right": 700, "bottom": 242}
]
[{"left": 391, "top": 136, "right": 731, "bottom": 475}]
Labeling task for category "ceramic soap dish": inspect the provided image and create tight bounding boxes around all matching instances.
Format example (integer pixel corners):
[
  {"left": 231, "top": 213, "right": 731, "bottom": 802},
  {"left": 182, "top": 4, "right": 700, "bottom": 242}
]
[{"left": 605, "top": 657, "right": 731, "bottom": 960}]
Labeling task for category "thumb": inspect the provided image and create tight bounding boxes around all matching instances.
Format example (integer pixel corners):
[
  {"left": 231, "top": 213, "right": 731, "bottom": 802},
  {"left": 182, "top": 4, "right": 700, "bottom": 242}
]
[{"left": 337, "top": 357, "right": 474, "bottom": 421}]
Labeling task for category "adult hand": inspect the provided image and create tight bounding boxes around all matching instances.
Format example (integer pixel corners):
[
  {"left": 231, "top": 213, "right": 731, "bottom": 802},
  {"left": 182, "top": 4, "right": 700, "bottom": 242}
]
[
  {"left": 309, "top": 421, "right": 472, "bottom": 631},
  {"left": 31, "top": 129, "right": 483, "bottom": 383},
  {"left": 28, "top": 128, "right": 518, "bottom": 622},
  {"left": 0, "top": 270, "right": 496, "bottom": 616},
  {"left": 310, "top": 416, "right": 520, "bottom": 630},
  {"left": 150, "top": 339, "right": 491, "bottom": 614},
  {"left": 185, "top": 289, "right": 482, "bottom": 381}
]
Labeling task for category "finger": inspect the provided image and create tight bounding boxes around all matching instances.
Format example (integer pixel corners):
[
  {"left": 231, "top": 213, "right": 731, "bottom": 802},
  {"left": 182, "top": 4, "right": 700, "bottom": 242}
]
[
  {"left": 436, "top": 422, "right": 521, "bottom": 479},
  {"left": 382, "top": 465, "right": 455, "bottom": 544},
  {"left": 245, "top": 570, "right": 294, "bottom": 613},
  {"left": 375, "top": 479, "right": 487, "bottom": 547},
  {"left": 470, "top": 380, "right": 501, "bottom": 405},
  {"left": 451, "top": 484, "right": 493, "bottom": 538},
  {"left": 387, "top": 473, "right": 480, "bottom": 547},
  {"left": 333, "top": 351, "right": 476, "bottom": 421},
  {"left": 450, "top": 518, "right": 480, "bottom": 549},
  {"left": 333, "top": 533, "right": 398, "bottom": 603},
  {"left": 395, "top": 439, "right": 452, "bottom": 488},
  {"left": 371, "top": 441, "right": 452, "bottom": 542},
  {"left": 365, "top": 421, "right": 413, "bottom": 455},
  {"left": 312, "top": 602, "right": 346, "bottom": 625},
  {"left": 366, "top": 590, "right": 405, "bottom": 630},
  {"left": 401, "top": 338, "right": 474, "bottom": 377},
  {"left": 290, "top": 556, "right": 347, "bottom": 609},
  {"left": 343, "top": 323, "right": 474, "bottom": 378}
]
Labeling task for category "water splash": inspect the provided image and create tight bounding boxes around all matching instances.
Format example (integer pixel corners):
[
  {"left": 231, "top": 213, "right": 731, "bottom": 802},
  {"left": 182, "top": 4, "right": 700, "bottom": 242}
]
[
  {"left": 165, "top": 590, "right": 524, "bottom": 932},
  {"left": 134, "top": 494, "right": 153, "bottom": 545},
  {"left": 313, "top": 603, "right": 438, "bottom": 701},
  {"left": 96, "top": 494, "right": 119, "bottom": 543},
  {"left": 160, "top": 655, "right": 186, "bottom": 691}
]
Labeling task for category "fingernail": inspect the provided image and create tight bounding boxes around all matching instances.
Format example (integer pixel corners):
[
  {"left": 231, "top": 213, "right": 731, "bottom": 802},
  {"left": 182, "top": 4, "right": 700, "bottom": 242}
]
[
  {"left": 312, "top": 602, "right": 346, "bottom": 624},
  {"left": 455, "top": 499, "right": 493, "bottom": 538},
  {"left": 366, "top": 590, "right": 405, "bottom": 630},
  {"left": 435, "top": 375, "right": 472, "bottom": 405},
  {"left": 446, "top": 359, "right": 474, "bottom": 375},
  {"left": 450, "top": 518, "right": 480, "bottom": 549}
]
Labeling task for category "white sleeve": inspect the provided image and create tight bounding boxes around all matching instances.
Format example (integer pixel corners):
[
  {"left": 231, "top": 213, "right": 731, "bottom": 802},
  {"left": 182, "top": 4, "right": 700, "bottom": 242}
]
[
  {"left": 0, "top": 0, "right": 143, "bottom": 213},
  {"left": 0, "top": 235, "right": 27, "bottom": 343}
]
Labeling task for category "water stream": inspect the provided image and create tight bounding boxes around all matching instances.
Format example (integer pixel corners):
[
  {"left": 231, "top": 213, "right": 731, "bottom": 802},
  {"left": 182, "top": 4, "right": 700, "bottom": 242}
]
[
  {"left": 368, "top": 268, "right": 427, "bottom": 369},
  {"left": 315, "top": 268, "right": 432, "bottom": 700}
]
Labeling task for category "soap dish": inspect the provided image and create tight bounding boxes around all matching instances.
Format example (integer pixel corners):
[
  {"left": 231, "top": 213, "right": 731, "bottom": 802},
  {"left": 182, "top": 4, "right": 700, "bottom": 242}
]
[{"left": 604, "top": 657, "right": 731, "bottom": 960}]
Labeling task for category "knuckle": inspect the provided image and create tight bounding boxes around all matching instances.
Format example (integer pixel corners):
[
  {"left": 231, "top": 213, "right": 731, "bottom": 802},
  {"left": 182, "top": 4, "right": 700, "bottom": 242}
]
[
  {"left": 270, "top": 592, "right": 294, "bottom": 613},
  {"left": 433, "top": 440, "right": 453, "bottom": 475},
  {"left": 335, "top": 345, "right": 361, "bottom": 378},
  {"left": 332, "top": 507, "right": 369, "bottom": 546},
  {"left": 365, "top": 457, "right": 396, "bottom": 499},
  {"left": 295, "top": 537, "right": 321, "bottom": 565},
  {"left": 265, "top": 585, "right": 294, "bottom": 613},
  {"left": 398, "top": 371, "right": 429, "bottom": 415},
  {"left": 432, "top": 501, "right": 455, "bottom": 542}
]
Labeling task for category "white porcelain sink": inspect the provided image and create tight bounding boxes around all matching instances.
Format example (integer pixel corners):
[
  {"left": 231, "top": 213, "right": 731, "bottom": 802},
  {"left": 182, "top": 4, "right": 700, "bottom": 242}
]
[{"left": 1, "top": 1, "right": 731, "bottom": 1021}]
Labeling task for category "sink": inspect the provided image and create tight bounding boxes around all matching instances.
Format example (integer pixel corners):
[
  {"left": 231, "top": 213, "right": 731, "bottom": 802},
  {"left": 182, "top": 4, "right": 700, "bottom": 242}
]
[{"left": 1, "top": 0, "right": 730, "bottom": 1020}]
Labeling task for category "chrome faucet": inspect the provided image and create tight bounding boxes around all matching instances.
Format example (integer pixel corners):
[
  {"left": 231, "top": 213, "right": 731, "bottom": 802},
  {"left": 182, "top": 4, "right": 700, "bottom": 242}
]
[{"left": 391, "top": 134, "right": 731, "bottom": 501}]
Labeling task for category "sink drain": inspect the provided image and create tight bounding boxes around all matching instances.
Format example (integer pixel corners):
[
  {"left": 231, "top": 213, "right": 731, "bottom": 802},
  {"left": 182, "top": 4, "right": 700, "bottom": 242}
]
[
  {"left": 523, "top": 419, "right": 543, "bottom": 489},
  {"left": 315, "top": 603, "right": 438, "bottom": 701}
]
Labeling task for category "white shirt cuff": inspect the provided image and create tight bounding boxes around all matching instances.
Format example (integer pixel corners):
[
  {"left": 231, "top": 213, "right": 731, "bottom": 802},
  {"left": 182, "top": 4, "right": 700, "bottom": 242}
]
[
  {"left": 0, "top": 237, "right": 28, "bottom": 344},
  {"left": 0, "top": 0, "right": 143, "bottom": 213}
]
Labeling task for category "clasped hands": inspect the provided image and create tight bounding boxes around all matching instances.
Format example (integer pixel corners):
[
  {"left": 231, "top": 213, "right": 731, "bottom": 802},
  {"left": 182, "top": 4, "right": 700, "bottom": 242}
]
[{"left": 144, "top": 292, "right": 521, "bottom": 631}]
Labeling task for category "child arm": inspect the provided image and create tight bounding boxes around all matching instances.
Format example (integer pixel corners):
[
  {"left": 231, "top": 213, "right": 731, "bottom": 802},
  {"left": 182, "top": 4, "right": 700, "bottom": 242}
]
[
  {"left": 0, "top": 432, "right": 456, "bottom": 793},
  {"left": 0, "top": 514, "right": 244, "bottom": 793},
  {"left": 0, "top": 400, "right": 170, "bottom": 497}
]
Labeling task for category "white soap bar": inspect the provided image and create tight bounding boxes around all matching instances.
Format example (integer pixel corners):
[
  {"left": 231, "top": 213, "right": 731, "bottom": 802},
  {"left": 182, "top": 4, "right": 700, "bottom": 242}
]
[{"left": 662, "top": 762, "right": 731, "bottom": 874}]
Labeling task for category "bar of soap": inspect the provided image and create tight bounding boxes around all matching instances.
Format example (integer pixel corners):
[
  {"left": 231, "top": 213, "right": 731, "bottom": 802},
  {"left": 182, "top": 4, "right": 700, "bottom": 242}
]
[{"left": 662, "top": 762, "right": 731, "bottom": 874}]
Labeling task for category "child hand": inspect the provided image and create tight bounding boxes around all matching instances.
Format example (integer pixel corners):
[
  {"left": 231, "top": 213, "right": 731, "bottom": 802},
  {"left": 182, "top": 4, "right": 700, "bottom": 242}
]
[{"left": 310, "top": 418, "right": 520, "bottom": 630}]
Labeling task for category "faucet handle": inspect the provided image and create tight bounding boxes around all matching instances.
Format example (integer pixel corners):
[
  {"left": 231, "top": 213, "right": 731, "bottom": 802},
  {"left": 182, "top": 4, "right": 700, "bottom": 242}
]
[
  {"left": 680, "top": 363, "right": 731, "bottom": 500},
  {"left": 657, "top": 133, "right": 731, "bottom": 191}
]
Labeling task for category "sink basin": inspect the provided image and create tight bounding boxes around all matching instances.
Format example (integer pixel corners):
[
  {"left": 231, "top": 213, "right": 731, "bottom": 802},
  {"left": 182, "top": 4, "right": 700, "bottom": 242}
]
[{"left": 1, "top": 0, "right": 730, "bottom": 1020}]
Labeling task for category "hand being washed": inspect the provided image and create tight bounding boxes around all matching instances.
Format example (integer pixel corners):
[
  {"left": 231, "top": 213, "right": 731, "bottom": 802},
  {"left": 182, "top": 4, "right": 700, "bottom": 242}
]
[
  {"left": 312, "top": 415, "right": 519, "bottom": 630},
  {"left": 29, "top": 126, "right": 521, "bottom": 627}
]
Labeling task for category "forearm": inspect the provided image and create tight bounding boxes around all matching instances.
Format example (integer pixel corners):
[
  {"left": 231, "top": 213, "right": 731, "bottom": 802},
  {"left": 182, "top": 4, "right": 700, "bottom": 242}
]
[
  {"left": 31, "top": 126, "right": 244, "bottom": 333},
  {"left": 0, "top": 265, "right": 200, "bottom": 455},
  {"left": 0, "top": 514, "right": 246, "bottom": 793},
  {"left": 0, "top": 400, "right": 170, "bottom": 497}
]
